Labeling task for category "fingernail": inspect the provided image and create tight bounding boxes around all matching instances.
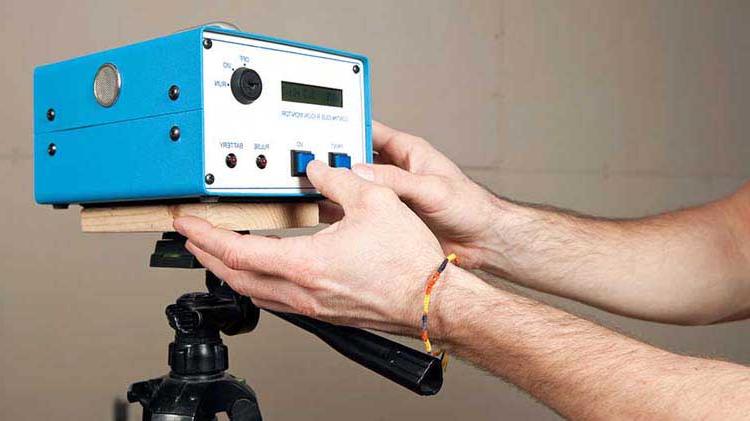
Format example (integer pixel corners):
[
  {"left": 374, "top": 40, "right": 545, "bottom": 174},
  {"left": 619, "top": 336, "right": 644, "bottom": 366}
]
[{"left": 352, "top": 164, "right": 374, "bottom": 181}]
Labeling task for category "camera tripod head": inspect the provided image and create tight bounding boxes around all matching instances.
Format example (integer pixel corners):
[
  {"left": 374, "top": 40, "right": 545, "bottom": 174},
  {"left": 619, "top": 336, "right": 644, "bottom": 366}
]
[
  {"left": 128, "top": 271, "right": 263, "bottom": 421},
  {"left": 128, "top": 233, "right": 444, "bottom": 420},
  {"left": 165, "top": 277, "right": 259, "bottom": 377}
]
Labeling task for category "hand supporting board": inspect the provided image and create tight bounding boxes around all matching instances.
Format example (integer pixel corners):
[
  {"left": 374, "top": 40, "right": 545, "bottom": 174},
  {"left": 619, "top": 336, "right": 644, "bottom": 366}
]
[{"left": 80, "top": 202, "right": 319, "bottom": 233}]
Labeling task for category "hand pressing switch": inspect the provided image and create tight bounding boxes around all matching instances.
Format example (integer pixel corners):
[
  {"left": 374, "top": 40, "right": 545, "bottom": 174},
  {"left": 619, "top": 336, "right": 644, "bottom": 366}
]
[{"left": 291, "top": 150, "right": 315, "bottom": 176}]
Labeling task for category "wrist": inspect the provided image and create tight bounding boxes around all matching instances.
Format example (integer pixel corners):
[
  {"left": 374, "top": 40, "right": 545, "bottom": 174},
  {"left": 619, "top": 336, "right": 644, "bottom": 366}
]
[
  {"left": 474, "top": 194, "right": 520, "bottom": 275},
  {"left": 429, "top": 264, "right": 496, "bottom": 349},
  {"left": 452, "top": 186, "right": 510, "bottom": 270}
]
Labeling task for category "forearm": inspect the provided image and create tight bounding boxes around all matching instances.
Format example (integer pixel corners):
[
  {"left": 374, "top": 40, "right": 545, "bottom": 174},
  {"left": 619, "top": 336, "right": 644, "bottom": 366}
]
[
  {"left": 476, "top": 194, "right": 750, "bottom": 324},
  {"left": 435, "top": 267, "right": 750, "bottom": 420}
]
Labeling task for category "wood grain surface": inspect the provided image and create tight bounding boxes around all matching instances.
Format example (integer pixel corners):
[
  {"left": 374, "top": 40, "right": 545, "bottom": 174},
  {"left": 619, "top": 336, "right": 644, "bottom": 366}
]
[{"left": 80, "top": 202, "right": 319, "bottom": 232}]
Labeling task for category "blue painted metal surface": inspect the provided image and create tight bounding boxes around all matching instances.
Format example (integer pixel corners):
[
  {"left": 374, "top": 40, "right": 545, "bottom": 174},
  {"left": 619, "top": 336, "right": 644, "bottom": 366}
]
[
  {"left": 34, "top": 110, "right": 205, "bottom": 204},
  {"left": 34, "top": 29, "right": 204, "bottom": 134},
  {"left": 33, "top": 25, "right": 372, "bottom": 205}
]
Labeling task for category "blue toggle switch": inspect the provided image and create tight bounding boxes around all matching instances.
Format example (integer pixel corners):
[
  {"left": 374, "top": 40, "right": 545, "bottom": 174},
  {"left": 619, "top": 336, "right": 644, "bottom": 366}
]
[
  {"left": 328, "top": 152, "right": 352, "bottom": 169},
  {"left": 291, "top": 150, "right": 315, "bottom": 176}
]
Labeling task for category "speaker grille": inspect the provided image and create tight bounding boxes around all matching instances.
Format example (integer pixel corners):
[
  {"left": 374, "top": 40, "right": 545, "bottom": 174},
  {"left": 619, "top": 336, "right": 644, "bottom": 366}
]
[{"left": 93, "top": 63, "right": 121, "bottom": 107}]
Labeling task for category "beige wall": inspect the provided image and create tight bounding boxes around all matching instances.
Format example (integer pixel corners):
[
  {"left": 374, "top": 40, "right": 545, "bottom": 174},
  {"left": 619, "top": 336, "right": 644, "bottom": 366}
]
[{"left": 1, "top": 1, "right": 748, "bottom": 419}]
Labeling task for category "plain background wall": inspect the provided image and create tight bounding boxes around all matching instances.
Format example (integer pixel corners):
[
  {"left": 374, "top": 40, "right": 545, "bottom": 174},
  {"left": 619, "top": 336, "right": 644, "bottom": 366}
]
[{"left": 1, "top": 0, "right": 748, "bottom": 419}]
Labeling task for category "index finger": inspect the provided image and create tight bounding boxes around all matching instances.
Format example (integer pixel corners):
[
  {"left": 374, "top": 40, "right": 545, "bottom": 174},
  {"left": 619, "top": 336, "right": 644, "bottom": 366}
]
[
  {"left": 173, "top": 216, "right": 310, "bottom": 278},
  {"left": 306, "top": 160, "right": 370, "bottom": 209},
  {"left": 372, "top": 121, "right": 426, "bottom": 168}
]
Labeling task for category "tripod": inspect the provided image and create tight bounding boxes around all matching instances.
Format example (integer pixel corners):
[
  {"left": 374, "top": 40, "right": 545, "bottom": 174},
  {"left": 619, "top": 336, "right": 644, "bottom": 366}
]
[{"left": 126, "top": 233, "right": 444, "bottom": 420}]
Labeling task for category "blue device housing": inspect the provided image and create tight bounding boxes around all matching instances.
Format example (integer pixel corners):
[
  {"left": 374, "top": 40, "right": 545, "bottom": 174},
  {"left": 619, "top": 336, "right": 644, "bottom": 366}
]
[{"left": 33, "top": 26, "right": 373, "bottom": 205}]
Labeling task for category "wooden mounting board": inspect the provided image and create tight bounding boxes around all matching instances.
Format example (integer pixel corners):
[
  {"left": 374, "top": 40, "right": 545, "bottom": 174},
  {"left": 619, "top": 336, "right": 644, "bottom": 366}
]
[{"left": 80, "top": 202, "right": 319, "bottom": 233}]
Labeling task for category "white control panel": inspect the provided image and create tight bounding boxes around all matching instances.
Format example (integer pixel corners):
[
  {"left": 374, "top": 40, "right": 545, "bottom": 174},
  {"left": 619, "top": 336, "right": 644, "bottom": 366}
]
[{"left": 202, "top": 31, "right": 367, "bottom": 195}]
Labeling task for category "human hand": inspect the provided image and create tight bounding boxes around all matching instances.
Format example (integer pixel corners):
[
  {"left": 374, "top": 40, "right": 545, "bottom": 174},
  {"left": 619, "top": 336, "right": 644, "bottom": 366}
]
[
  {"left": 328, "top": 121, "right": 499, "bottom": 269},
  {"left": 174, "top": 160, "right": 462, "bottom": 338}
]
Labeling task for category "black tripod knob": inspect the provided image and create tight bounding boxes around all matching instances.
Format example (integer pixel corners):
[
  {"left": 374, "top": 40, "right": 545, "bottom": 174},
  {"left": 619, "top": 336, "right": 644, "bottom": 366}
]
[
  {"left": 128, "top": 283, "right": 262, "bottom": 420},
  {"left": 166, "top": 303, "right": 201, "bottom": 334}
]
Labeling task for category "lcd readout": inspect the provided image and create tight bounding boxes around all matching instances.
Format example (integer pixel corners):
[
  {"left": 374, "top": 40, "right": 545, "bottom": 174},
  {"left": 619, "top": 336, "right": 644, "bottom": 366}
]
[{"left": 281, "top": 81, "right": 343, "bottom": 107}]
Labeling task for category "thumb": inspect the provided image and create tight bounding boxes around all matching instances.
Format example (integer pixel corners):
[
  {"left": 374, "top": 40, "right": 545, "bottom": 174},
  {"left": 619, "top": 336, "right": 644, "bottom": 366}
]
[
  {"left": 307, "top": 160, "right": 368, "bottom": 209},
  {"left": 353, "top": 163, "right": 425, "bottom": 205}
]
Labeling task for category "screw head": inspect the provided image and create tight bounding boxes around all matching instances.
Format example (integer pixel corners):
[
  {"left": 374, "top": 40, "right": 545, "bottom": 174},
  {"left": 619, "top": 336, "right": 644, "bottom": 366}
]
[
  {"left": 225, "top": 153, "right": 237, "bottom": 168},
  {"left": 352, "top": 64, "right": 360, "bottom": 74},
  {"left": 46, "top": 108, "right": 55, "bottom": 121},
  {"left": 168, "top": 85, "right": 180, "bottom": 100},
  {"left": 205, "top": 173, "right": 215, "bottom": 185},
  {"left": 47, "top": 143, "right": 57, "bottom": 156},
  {"left": 256, "top": 154, "right": 267, "bottom": 169},
  {"left": 169, "top": 126, "right": 181, "bottom": 141},
  {"left": 203, "top": 39, "right": 213, "bottom": 49}
]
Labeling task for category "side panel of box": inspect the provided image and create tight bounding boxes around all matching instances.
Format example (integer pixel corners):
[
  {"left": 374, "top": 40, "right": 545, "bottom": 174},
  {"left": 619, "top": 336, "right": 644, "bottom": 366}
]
[
  {"left": 34, "top": 110, "right": 205, "bottom": 204},
  {"left": 33, "top": 29, "right": 204, "bottom": 135}
]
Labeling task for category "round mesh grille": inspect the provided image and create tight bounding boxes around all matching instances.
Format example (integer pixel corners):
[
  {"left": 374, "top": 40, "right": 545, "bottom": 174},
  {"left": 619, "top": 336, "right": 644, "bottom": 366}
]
[{"left": 93, "top": 63, "right": 121, "bottom": 107}]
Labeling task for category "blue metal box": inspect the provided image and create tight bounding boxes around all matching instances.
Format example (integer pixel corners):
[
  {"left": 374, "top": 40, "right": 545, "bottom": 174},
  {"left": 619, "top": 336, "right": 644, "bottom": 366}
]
[{"left": 34, "top": 25, "right": 372, "bottom": 206}]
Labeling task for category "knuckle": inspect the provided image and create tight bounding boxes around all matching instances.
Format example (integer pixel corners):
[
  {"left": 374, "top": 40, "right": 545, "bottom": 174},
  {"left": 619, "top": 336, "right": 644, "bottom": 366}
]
[
  {"left": 413, "top": 136, "right": 430, "bottom": 147},
  {"left": 222, "top": 242, "right": 245, "bottom": 270},
  {"left": 396, "top": 131, "right": 427, "bottom": 146},
  {"left": 225, "top": 276, "right": 253, "bottom": 297},
  {"left": 292, "top": 265, "right": 325, "bottom": 290},
  {"left": 427, "top": 175, "right": 452, "bottom": 198},
  {"left": 359, "top": 188, "right": 379, "bottom": 206},
  {"left": 409, "top": 137, "right": 432, "bottom": 156},
  {"left": 291, "top": 268, "right": 315, "bottom": 288},
  {"left": 360, "top": 185, "right": 396, "bottom": 207},
  {"left": 385, "top": 130, "right": 433, "bottom": 161},
  {"left": 292, "top": 298, "right": 320, "bottom": 318},
  {"left": 384, "top": 131, "right": 404, "bottom": 147},
  {"left": 231, "top": 280, "right": 254, "bottom": 298}
]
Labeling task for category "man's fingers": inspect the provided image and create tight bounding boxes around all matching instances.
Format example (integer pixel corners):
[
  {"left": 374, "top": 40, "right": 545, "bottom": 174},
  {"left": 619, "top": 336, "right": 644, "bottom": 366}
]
[
  {"left": 174, "top": 216, "right": 310, "bottom": 278},
  {"left": 186, "top": 241, "right": 308, "bottom": 303},
  {"left": 372, "top": 121, "right": 426, "bottom": 168},
  {"left": 175, "top": 216, "right": 242, "bottom": 261},
  {"left": 353, "top": 163, "right": 424, "bottom": 205},
  {"left": 185, "top": 240, "right": 239, "bottom": 282},
  {"left": 306, "top": 160, "right": 369, "bottom": 209}
]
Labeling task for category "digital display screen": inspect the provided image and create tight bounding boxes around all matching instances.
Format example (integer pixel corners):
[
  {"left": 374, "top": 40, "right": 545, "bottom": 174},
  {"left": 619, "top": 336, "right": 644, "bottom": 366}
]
[{"left": 281, "top": 81, "right": 343, "bottom": 107}]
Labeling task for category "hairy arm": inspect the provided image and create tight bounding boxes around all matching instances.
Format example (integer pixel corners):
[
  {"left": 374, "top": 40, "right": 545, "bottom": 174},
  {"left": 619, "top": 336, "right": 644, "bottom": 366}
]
[
  {"left": 356, "top": 122, "right": 750, "bottom": 325},
  {"left": 174, "top": 159, "right": 750, "bottom": 419},
  {"left": 479, "top": 186, "right": 750, "bottom": 325},
  {"left": 435, "top": 266, "right": 750, "bottom": 420}
]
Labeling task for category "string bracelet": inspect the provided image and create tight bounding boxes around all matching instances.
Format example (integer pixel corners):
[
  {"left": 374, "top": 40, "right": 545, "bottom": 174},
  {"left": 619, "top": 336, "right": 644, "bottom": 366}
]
[{"left": 420, "top": 253, "right": 458, "bottom": 369}]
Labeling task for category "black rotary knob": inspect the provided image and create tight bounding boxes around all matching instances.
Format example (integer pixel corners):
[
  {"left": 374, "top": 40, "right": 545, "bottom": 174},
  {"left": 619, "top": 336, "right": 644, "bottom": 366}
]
[{"left": 230, "top": 67, "right": 263, "bottom": 104}]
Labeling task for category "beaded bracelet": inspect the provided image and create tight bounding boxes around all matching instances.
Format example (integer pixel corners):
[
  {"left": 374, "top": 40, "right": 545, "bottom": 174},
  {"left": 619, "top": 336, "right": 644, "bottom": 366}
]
[{"left": 420, "top": 253, "right": 458, "bottom": 369}]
